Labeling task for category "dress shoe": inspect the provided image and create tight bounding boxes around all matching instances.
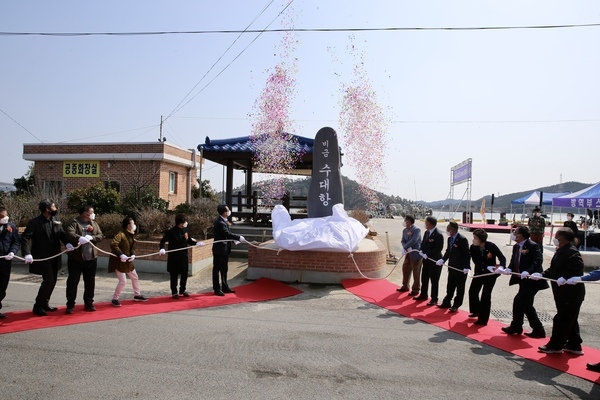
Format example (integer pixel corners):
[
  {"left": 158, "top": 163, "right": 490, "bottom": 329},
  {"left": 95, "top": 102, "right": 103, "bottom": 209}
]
[
  {"left": 474, "top": 320, "right": 487, "bottom": 326},
  {"left": 538, "top": 345, "right": 563, "bottom": 354},
  {"left": 172, "top": 294, "right": 180, "bottom": 299},
  {"left": 32, "top": 308, "right": 47, "bottom": 316},
  {"left": 524, "top": 330, "right": 546, "bottom": 339},
  {"left": 586, "top": 362, "right": 600, "bottom": 372},
  {"left": 222, "top": 288, "right": 236, "bottom": 294},
  {"left": 426, "top": 300, "right": 437, "bottom": 306},
  {"left": 84, "top": 305, "right": 96, "bottom": 312},
  {"left": 449, "top": 307, "right": 458, "bottom": 313},
  {"left": 180, "top": 292, "right": 190, "bottom": 297},
  {"left": 468, "top": 313, "right": 478, "bottom": 318},
  {"left": 501, "top": 326, "right": 523, "bottom": 335},
  {"left": 413, "top": 295, "right": 428, "bottom": 301},
  {"left": 65, "top": 308, "right": 74, "bottom": 314},
  {"left": 437, "top": 303, "right": 451, "bottom": 309},
  {"left": 43, "top": 305, "right": 58, "bottom": 312},
  {"left": 408, "top": 291, "right": 419, "bottom": 296},
  {"left": 396, "top": 286, "right": 410, "bottom": 292},
  {"left": 0, "top": 312, "right": 7, "bottom": 319},
  {"left": 214, "top": 290, "right": 225, "bottom": 296}
]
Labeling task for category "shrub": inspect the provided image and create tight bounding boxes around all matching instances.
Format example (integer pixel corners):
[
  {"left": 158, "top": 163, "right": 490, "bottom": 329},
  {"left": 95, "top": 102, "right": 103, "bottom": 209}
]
[
  {"left": 137, "top": 207, "right": 170, "bottom": 237},
  {"left": 95, "top": 213, "right": 126, "bottom": 239},
  {"left": 67, "top": 182, "right": 121, "bottom": 214}
]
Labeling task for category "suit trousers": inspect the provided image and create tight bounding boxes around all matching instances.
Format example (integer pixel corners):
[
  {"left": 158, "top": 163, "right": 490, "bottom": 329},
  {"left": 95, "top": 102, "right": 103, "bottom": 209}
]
[
  {"left": 170, "top": 271, "right": 189, "bottom": 295},
  {"left": 420, "top": 259, "right": 442, "bottom": 301},
  {"left": 402, "top": 256, "right": 423, "bottom": 292},
  {"left": 468, "top": 275, "right": 499, "bottom": 323},
  {"left": 547, "top": 286, "right": 584, "bottom": 349},
  {"left": 213, "top": 253, "right": 231, "bottom": 291},
  {"left": 66, "top": 258, "right": 97, "bottom": 307},
  {"left": 442, "top": 268, "right": 467, "bottom": 308},
  {"left": 0, "top": 259, "right": 11, "bottom": 309},
  {"left": 34, "top": 258, "right": 60, "bottom": 309},
  {"left": 511, "top": 284, "right": 543, "bottom": 331}
]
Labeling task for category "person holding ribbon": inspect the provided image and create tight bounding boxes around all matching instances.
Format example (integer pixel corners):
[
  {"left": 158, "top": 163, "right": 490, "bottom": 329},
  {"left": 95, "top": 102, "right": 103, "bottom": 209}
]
[{"left": 0, "top": 206, "right": 19, "bottom": 319}]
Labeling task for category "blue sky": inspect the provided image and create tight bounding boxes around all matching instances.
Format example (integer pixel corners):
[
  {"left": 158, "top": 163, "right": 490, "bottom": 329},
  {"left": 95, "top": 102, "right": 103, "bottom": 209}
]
[{"left": 1, "top": 1, "right": 599, "bottom": 202}]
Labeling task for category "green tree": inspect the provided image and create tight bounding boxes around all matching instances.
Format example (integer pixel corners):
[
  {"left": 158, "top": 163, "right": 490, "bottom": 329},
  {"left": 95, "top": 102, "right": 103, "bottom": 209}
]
[
  {"left": 13, "top": 164, "right": 35, "bottom": 195},
  {"left": 67, "top": 182, "right": 121, "bottom": 214},
  {"left": 122, "top": 185, "right": 168, "bottom": 215},
  {"left": 193, "top": 179, "right": 218, "bottom": 201}
]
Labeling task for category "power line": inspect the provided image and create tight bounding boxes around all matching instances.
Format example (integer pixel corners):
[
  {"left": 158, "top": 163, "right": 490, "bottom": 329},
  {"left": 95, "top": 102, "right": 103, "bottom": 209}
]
[
  {"left": 391, "top": 118, "right": 600, "bottom": 124},
  {"left": 1, "top": 23, "right": 599, "bottom": 36},
  {"left": 0, "top": 107, "right": 43, "bottom": 142}
]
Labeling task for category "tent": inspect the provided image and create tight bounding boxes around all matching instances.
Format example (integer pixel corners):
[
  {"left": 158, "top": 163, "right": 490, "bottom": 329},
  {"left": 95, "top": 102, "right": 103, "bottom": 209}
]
[
  {"left": 552, "top": 182, "right": 600, "bottom": 209},
  {"left": 510, "top": 191, "right": 570, "bottom": 218}
]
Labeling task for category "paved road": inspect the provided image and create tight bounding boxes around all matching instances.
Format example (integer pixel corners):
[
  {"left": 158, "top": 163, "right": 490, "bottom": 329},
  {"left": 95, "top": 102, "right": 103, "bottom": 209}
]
[{"left": 1, "top": 218, "right": 599, "bottom": 399}]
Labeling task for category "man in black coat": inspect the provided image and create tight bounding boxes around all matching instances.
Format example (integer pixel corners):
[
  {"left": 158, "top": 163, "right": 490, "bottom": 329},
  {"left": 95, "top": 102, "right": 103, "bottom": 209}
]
[
  {"left": 416, "top": 216, "right": 445, "bottom": 305},
  {"left": 437, "top": 221, "right": 470, "bottom": 312},
  {"left": 500, "top": 225, "right": 549, "bottom": 337},
  {"left": 21, "top": 199, "right": 72, "bottom": 316},
  {"left": 0, "top": 206, "right": 20, "bottom": 319},
  {"left": 212, "top": 205, "right": 245, "bottom": 296},
  {"left": 533, "top": 228, "right": 585, "bottom": 354}
]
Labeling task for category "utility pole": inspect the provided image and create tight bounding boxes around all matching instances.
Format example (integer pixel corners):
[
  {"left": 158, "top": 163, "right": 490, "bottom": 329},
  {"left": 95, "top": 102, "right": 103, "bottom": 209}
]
[{"left": 159, "top": 115, "right": 163, "bottom": 142}]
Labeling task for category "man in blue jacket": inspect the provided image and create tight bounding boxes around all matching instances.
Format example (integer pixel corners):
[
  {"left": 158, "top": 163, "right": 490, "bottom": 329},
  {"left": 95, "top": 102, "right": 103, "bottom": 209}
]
[
  {"left": 397, "top": 215, "right": 422, "bottom": 296},
  {"left": 0, "top": 206, "right": 20, "bottom": 319}
]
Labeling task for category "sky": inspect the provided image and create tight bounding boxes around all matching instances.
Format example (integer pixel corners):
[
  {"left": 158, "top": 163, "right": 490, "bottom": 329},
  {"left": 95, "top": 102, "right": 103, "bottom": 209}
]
[{"left": 1, "top": 0, "right": 599, "bottom": 202}]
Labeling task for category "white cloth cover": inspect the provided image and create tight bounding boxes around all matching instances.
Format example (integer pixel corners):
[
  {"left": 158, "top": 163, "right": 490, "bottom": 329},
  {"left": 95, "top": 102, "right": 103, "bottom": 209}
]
[{"left": 271, "top": 204, "right": 369, "bottom": 252}]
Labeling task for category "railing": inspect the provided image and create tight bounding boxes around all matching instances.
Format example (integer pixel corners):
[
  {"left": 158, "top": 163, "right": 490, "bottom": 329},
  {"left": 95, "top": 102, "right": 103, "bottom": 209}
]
[{"left": 231, "top": 191, "right": 308, "bottom": 226}]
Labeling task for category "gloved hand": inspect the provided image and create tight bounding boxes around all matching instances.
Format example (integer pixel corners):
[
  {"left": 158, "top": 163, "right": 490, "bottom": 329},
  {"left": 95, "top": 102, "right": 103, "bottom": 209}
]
[
  {"left": 25, "top": 254, "right": 34, "bottom": 264},
  {"left": 495, "top": 267, "right": 505, "bottom": 275},
  {"left": 119, "top": 254, "right": 128, "bottom": 262},
  {"left": 5, "top": 252, "right": 14, "bottom": 261},
  {"left": 487, "top": 266, "right": 495, "bottom": 273},
  {"left": 66, "top": 243, "right": 75, "bottom": 252},
  {"left": 419, "top": 251, "right": 428, "bottom": 260},
  {"left": 567, "top": 276, "right": 582, "bottom": 285},
  {"left": 85, "top": 235, "right": 93, "bottom": 241},
  {"left": 435, "top": 259, "right": 444, "bottom": 266},
  {"left": 529, "top": 272, "right": 542, "bottom": 281},
  {"left": 557, "top": 277, "right": 567, "bottom": 286},
  {"left": 239, "top": 235, "right": 246, "bottom": 243},
  {"left": 401, "top": 248, "right": 407, "bottom": 257},
  {"left": 159, "top": 249, "right": 166, "bottom": 255},
  {"left": 127, "top": 255, "right": 135, "bottom": 262},
  {"left": 503, "top": 268, "right": 512, "bottom": 275},
  {"left": 463, "top": 268, "right": 470, "bottom": 274},
  {"left": 520, "top": 271, "right": 530, "bottom": 279},
  {"left": 78, "top": 236, "right": 90, "bottom": 244},
  {"left": 196, "top": 241, "right": 205, "bottom": 247}
]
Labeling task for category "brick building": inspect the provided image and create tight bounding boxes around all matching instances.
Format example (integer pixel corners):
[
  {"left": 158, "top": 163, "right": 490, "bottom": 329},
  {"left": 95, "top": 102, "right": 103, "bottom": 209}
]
[{"left": 23, "top": 142, "right": 202, "bottom": 209}]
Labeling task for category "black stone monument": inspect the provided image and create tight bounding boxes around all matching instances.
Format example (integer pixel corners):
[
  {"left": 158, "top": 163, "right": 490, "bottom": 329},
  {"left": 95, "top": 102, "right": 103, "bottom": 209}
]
[{"left": 308, "top": 127, "right": 344, "bottom": 218}]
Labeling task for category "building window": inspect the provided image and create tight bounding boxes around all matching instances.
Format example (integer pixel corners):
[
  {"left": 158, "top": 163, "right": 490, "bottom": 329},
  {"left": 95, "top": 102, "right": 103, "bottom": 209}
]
[
  {"left": 103, "top": 180, "right": 120, "bottom": 193},
  {"left": 43, "top": 180, "right": 64, "bottom": 198},
  {"left": 169, "top": 172, "right": 176, "bottom": 193}
]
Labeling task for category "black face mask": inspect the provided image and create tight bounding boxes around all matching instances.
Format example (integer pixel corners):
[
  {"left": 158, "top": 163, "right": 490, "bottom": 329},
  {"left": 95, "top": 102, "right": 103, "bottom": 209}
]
[{"left": 49, "top": 209, "right": 58, "bottom": 217}]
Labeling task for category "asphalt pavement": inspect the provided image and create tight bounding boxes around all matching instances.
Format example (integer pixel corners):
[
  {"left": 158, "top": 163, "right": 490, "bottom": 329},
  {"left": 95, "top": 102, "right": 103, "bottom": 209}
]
[{"left": 1, "top": 217, "right": 599, "bottom": 399}]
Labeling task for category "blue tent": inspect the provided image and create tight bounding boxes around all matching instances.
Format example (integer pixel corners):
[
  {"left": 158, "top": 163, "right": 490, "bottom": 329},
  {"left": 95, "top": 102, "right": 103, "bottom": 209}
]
[
  {"left": 511, "top": 191, "right": 570, "bottom": 206},
  {"left": 552, "top": 182, "right": 600, "bottom": 209}
]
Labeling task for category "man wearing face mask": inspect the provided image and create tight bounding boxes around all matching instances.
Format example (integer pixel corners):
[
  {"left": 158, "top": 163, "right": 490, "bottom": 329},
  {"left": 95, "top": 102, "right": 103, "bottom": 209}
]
[
  {"left": 437, "top": 221, "right": 470, "bottom": 312},
  {"left": 212, "top": 205, "right": 245, "bottom": 296},
  {"left": 563, "top": 213, "right": 579, "bottom": 246},
  {"left": 530, "top": 228, "right": 585, "bottom": 354},
  {"left": 64, "top": 205, "right": 103, "bottom": 314},
  {"left": 0, "top": 207, "right": 20, "bottom": 319},
  {"left": 397, "top": 215, "right": 422, "bottom": 296},
  {"left": 160, "top": 213, "right": 204, "bottom": 298},
  {"left": 21, "top": 199, "right": 72, "bottom": 316},
  {"left": 528, "top": 207, "right": 546, "bottom": 252}
]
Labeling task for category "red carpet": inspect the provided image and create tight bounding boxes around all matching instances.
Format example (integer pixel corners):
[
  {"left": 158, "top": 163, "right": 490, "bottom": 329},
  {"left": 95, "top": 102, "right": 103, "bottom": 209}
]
[
  {"left": 0, "top": 278, "right": 302, "bottom": 335},
  {"left": 342, "top": 278, "right": 600, "bottom": 384}
]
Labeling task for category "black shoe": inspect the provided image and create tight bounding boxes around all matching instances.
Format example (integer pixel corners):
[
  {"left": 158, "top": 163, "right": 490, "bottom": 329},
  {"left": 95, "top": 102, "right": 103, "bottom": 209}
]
[
  {"left": 408, "top": 291, "right": 419, "bottom": 296},
  {"left": 65, "top": 308, "right": 74, "bottom": 315},
  {"left": 396, "top": 286, "right": 410, "bottom": 292},
  {"left": 222, "top": 288, "right": 235, "bottom": 294},
  {"left": 33, "top": 308, "right": 47, "bottom": 316},
  {"left": 214, "top": 290, "right": 225, "bottom": 296},
  {"left": 449, "top": 307, "right": 458, "bottom": 313},
  {"left": 587, "top": 362, "right": 600, "bottom": 372},
  {"left": 414, "top": 296, "right": 428, "bottom": 301},
  {"left": 538, "top": 345, "right": 563, "bottom": 354},
  {"left": 172, "top": 294, "right": 180, "bottom": 299},
  {"left": 426, "top": 300, "right": 438, "bottom": 306},
  {"left": 524, "top": 330, "right": 546, "bottom": 339},
  {"left": 43, "top": 305, "right": 58, "bottom": 312},
  {"left": 0, "top": 312, "right": 6, "bottom": 319},
  {"left": 501, "top": 326, "right": 523, "bottom": 335},
  {"left": 474, "top": 320, "right": 487, "bottom": 326},
  {"left": 437, "top": 303, "right": 451, "bottom": 309},
  {"left": 468, "top": 313, "right": 478, "bottom": 318},
  {"left": 180, "top": 292, "right": 190, "bottom": 297},
  {"left": 84, "top": 305, "right": 96, "bottom": 312}
]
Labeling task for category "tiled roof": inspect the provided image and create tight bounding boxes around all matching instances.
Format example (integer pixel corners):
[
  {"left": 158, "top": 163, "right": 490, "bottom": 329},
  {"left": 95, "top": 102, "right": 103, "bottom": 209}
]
[{"left": 199, "top": 135, "right": 314, "bottom": 153}]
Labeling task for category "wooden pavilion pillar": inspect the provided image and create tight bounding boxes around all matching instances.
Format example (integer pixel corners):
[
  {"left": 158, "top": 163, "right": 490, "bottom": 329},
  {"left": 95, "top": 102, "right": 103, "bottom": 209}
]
[{"left": 225, "top": 159, "right": 234, "bottom": 208}]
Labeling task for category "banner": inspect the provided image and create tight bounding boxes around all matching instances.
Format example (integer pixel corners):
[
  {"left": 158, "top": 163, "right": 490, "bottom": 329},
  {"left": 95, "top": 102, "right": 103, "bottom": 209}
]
[
  {"left": 63, "top": 161, "right": 100, "bottom": 177},
  {"left": 452, "top": 159, "right": 471, "bottom": 185}
]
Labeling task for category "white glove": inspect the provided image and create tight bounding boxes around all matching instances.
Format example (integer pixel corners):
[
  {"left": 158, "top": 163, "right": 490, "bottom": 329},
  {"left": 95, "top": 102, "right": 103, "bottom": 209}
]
[
  {"left": 530, "top": 272, "right": 542, "bottom": 281},
  {"left": 119, "top": 254, "right": 128, "bottom": 262},
  {"left": 78, "top": 236, "right": 90, "bottom": 244},
  {"left": 401, "top": 248, "right": 407, "bottom": 257},
  {"left": 495, "top": 267, "right": 505, "bottom": 275},
  {"left": 196, "top": 241, "right": 205, "bottom": 247},
  {"left": 127, "top": 255, "right": 135, "bottom": 262},
  {"left": 487, "top": 266, "right": 495, "bottom": 273},
  {"left": 520, "top": 271, "right": 530, "bottom": 279},
  {"left": 503, "top": 268, "right": 512, "bottom": 275},
  {"left": 557, "top": 277, "right": 567, "bottom": 286},
  {"left": 66, "top": 243, "right": 75, "bottom": 252},
  {"left": 5, "top": 252, "right": 14, "bottom": 260},
  {"left": 463, "top": 268, "right": 470, "bottom": 274},
  {"left": 25, "top": 254, "right": 34, "bottom": 264},
  {"left": 239, "top": 235, "right": 246, "bottom": 243},
  {"left": 419, "top": 251, "right": 428, "bottom": 260},
  {"left": 436, "top": 259, "right": 444, "bottom": 266},
  {"left": 567, "top": 276, "right": 581, "bottom": 285},
  {"left": 85, "top": 235, "right": 93, "bottom": 241},
  {"left": 159, "top": 249, "right": 166, "bottom": 255}
]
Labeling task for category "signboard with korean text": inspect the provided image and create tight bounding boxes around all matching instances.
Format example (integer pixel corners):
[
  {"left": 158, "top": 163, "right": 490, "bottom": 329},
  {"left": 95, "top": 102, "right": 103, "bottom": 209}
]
[
  {"left": 63, "top": 161, "right": 100, "bottom": 177},
  {"left": 451, "top": 159, "right": 472, "bottom": 185},
  {"left": 308, "top": 127, "right": 344, "bottom": 217}
]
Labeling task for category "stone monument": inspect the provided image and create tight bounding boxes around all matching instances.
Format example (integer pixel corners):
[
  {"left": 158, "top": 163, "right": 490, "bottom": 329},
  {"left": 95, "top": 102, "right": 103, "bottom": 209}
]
[{"left": 307, "top": 127, "right": 344, "bottom": 218}]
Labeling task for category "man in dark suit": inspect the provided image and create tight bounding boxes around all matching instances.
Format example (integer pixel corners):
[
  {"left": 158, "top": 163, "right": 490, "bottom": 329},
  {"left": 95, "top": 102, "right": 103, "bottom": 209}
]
[
  {"left": 21, "top": 199, "right": 72, "bottom": 316},
  {"left": 0, "top": 206, "right": 20, "bottom": 319},
  {"left": 416, "top": 216, "right": 444, "bottom": 305},
  {"left": 437, "top": 221, "right": 470, "bottom": 312},
  {"left": 500, "top": 225, "right": 549, "bottom": 337},
  {"left": 212, "top": 205, "right": 245, "bottom": 296},
  {"left": 533, "top": 228, "right": 585, "bottom": 354}
]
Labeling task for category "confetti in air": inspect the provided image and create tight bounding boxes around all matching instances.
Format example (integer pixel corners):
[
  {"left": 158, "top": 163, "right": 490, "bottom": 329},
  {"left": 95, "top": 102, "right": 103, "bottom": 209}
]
[
  {"left": 338, "top": 39, "right": 389, "bottom": 212},
  {"left": 250, "top": 0, "right": 302, "bottom": 206}
]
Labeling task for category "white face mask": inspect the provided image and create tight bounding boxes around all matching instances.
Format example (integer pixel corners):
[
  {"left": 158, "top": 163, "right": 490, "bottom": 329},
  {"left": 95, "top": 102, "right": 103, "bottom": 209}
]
[
  {"left": 226, "top": 210, "right": 231, "bottom": 217},
  {"left": 567, "top": 216, "right": 572, "bottom": 221},
  {"left": 510, "top": 233, "right": 516, "bottom": 241},
  {"left": 89, "top": 213, "right": 96, "bottom": 221},
  {"left": 183, "top": 221, "right": 188, "bottom": 228},
  {"left": 0, "top": 216, "right": 9, "bottom": 224},
  {"left": 552, "top": 238, "right": 560, "bottom": 246},
  {"left": 534, "top": 213, "right": 540, "bottom": 217},
  {"left": 446, "top": 231, "right": 452, "bottom": 236},
  {"left": 402, "top": 221, "right": 407, "bottom": 227},
  {"left": 130, "top": 224, "right": 137, "bottom": 232}
]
